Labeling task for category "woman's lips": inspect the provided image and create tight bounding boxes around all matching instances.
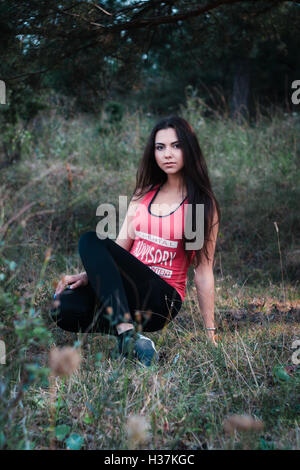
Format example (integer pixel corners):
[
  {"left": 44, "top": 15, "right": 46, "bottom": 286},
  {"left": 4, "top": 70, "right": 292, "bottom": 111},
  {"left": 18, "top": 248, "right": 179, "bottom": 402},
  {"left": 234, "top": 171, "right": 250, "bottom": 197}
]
[{"left": 164, "top": 162, "right": 176, "bottom": 166}]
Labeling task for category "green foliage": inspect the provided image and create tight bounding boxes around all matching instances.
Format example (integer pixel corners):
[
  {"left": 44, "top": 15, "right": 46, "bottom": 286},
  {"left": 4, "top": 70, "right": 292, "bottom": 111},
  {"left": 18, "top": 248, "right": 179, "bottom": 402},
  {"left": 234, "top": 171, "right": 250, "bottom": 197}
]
[
  {"left": 97, "top": 101, "right": 125, "bottom": 135},
  {"left": 105, "top": 101, "right": 124, "bottom": 124},
  {"left": 259, "top": 437, "right": 276, "bottom": 450},
  {"left": 272, "top": 365, "right": 291, "bottom": 383},
  {"left": 0, "top": 244, "right": 53, "bottom": 449},
  {"left": 65, "top": 433, "right": 84, "bottom": 450},
  {"left": 55, "top": 424, "right": 71, "bottom": 441},
  {"left": 1, "top": 1, "right": 299, "bottom": 118}
]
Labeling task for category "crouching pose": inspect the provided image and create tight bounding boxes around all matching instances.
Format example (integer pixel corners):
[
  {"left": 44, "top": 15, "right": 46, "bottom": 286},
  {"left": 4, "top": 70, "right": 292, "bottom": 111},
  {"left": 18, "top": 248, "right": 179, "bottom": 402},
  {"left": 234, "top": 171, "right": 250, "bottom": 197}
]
[{"left": 51, "top": 116, "right": 220, "bottom": 366}]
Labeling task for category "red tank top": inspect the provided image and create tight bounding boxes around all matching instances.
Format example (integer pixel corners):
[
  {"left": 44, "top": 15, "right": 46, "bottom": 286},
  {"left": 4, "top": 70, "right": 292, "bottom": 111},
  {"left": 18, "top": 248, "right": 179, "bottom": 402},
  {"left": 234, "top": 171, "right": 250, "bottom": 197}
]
[{"left": 129, "top": 184, "right": 195, "bottom": 301}]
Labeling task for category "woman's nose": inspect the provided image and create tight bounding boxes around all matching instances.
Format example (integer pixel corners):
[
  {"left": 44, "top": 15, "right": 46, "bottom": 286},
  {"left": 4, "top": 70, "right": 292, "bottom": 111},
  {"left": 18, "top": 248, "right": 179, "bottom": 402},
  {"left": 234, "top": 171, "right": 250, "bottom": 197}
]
[{"left": 164, "top": 147, "right": 172, "bottom": 158}]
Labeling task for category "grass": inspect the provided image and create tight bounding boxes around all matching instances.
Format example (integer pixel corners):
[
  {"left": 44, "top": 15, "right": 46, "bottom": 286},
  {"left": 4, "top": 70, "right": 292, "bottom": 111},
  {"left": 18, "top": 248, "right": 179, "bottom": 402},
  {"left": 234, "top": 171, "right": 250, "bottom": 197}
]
[{"left": 0, "top": 97, "right": 299, "bottom": 450}]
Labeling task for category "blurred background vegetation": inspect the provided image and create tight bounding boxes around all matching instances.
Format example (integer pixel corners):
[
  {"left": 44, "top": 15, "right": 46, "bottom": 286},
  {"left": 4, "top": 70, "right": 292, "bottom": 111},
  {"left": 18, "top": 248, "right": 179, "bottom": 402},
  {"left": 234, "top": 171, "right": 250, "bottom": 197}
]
[
  {"left": 0, "top": 2, "right": 299, "bottom": 141},
  {"left": 0, "top": 0, "right": 299, "bottom": 450}
]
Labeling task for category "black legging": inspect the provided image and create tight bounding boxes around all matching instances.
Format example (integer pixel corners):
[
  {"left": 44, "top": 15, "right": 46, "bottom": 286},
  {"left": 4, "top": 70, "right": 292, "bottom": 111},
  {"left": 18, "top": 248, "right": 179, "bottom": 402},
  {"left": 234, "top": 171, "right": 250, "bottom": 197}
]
[{"left": 50, "top": 231, "right": 182, "bottom": 335}]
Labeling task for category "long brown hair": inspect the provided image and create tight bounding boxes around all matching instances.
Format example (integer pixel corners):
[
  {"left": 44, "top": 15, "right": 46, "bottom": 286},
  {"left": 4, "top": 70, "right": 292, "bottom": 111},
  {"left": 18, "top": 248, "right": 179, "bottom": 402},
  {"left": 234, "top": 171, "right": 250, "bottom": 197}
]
[{"left": 132, "top": 116, "right": 221, "bottom": 268}]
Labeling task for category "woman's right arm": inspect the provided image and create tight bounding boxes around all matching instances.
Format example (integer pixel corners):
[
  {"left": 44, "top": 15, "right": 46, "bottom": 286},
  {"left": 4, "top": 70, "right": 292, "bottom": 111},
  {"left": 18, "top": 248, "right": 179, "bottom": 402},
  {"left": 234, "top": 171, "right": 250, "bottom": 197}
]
[{"left": 115, "top": 197, "right": 140, "bottom": 251}]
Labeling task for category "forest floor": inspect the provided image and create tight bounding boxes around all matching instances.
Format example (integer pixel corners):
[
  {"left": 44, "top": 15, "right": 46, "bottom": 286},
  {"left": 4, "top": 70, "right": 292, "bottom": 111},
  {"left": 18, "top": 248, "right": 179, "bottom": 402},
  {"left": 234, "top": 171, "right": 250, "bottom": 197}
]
[{"left": 0, "top": 102, "right": 299, "bottom": 450}]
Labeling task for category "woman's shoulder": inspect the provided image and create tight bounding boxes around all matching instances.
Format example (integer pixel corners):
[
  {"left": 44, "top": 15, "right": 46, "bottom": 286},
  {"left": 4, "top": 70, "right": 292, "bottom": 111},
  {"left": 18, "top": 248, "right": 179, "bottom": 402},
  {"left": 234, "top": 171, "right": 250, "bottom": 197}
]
[{"left": 131, "top": 184, "right": 158, "bottom": 202}]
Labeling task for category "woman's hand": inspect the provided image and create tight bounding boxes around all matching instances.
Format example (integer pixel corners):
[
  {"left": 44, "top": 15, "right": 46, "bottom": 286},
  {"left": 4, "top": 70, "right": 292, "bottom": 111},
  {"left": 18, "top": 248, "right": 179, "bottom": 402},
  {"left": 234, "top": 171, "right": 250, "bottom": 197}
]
[{"left": 55, "top": 271, "right": 88, "bottom": 296}]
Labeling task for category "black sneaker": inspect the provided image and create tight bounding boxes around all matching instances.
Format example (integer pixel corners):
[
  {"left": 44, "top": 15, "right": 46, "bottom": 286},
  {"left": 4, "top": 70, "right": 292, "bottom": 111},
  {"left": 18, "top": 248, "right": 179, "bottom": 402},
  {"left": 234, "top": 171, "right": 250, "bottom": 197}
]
[
  {"left": 117, "top": 330, "right": 158, "bottom": 367},
  {"left": 133, "top": 334, "right": 159, "bottom": 367}
]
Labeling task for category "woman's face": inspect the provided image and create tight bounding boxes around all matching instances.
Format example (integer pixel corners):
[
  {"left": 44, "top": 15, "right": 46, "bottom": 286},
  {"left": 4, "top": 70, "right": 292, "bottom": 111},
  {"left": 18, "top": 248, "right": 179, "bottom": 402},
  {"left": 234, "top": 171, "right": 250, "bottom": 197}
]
[{"left": 154, "top": 127, "right": 184, "bottom": 176}]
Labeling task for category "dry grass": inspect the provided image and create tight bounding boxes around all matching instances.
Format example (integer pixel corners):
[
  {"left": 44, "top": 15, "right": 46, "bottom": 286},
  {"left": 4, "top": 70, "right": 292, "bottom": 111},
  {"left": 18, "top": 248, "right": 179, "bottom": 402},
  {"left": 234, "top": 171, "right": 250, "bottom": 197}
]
[{"left": 0, "top": 101, "right": 299, "bottom": 450}]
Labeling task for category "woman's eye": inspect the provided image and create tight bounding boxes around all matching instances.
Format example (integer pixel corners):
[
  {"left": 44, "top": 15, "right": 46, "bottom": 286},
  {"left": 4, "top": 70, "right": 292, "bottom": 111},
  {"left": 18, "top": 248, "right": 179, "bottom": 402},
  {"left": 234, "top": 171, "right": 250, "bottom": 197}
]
[{"left": 155, "top": 144, "right": 180, "bottom": 150}]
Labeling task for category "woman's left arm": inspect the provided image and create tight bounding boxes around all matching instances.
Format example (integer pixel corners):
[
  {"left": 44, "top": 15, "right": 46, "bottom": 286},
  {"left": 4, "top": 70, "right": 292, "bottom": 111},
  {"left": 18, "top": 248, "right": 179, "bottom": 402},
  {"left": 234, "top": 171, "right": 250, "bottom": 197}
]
[
  {"left": 194, "top": 267, "right": 216, "bottom": 345},
  {"left": 194, "top": 205, "right": 219, "bottom": 346}
]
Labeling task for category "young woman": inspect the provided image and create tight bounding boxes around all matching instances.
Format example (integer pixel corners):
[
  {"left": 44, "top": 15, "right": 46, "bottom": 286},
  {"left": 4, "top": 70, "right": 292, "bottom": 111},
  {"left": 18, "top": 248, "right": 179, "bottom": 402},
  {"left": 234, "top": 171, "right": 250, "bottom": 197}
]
[{"left": 51, "top": 116, "right": 221, "bottom": 366}]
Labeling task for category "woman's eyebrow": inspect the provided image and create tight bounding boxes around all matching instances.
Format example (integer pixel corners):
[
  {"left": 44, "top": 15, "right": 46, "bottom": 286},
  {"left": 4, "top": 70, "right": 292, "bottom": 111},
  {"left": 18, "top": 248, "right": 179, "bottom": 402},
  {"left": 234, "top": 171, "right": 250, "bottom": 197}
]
[{"left": 155, "top": 141, "right": 180, "bottom": 145}]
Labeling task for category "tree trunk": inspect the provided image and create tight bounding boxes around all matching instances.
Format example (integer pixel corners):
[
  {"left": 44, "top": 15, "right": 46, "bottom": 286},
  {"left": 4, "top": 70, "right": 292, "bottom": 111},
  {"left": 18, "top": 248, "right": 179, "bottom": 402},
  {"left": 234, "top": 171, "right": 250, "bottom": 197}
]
[{"left": 230, "top": 58, "right": 250, "bottom": 123}]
